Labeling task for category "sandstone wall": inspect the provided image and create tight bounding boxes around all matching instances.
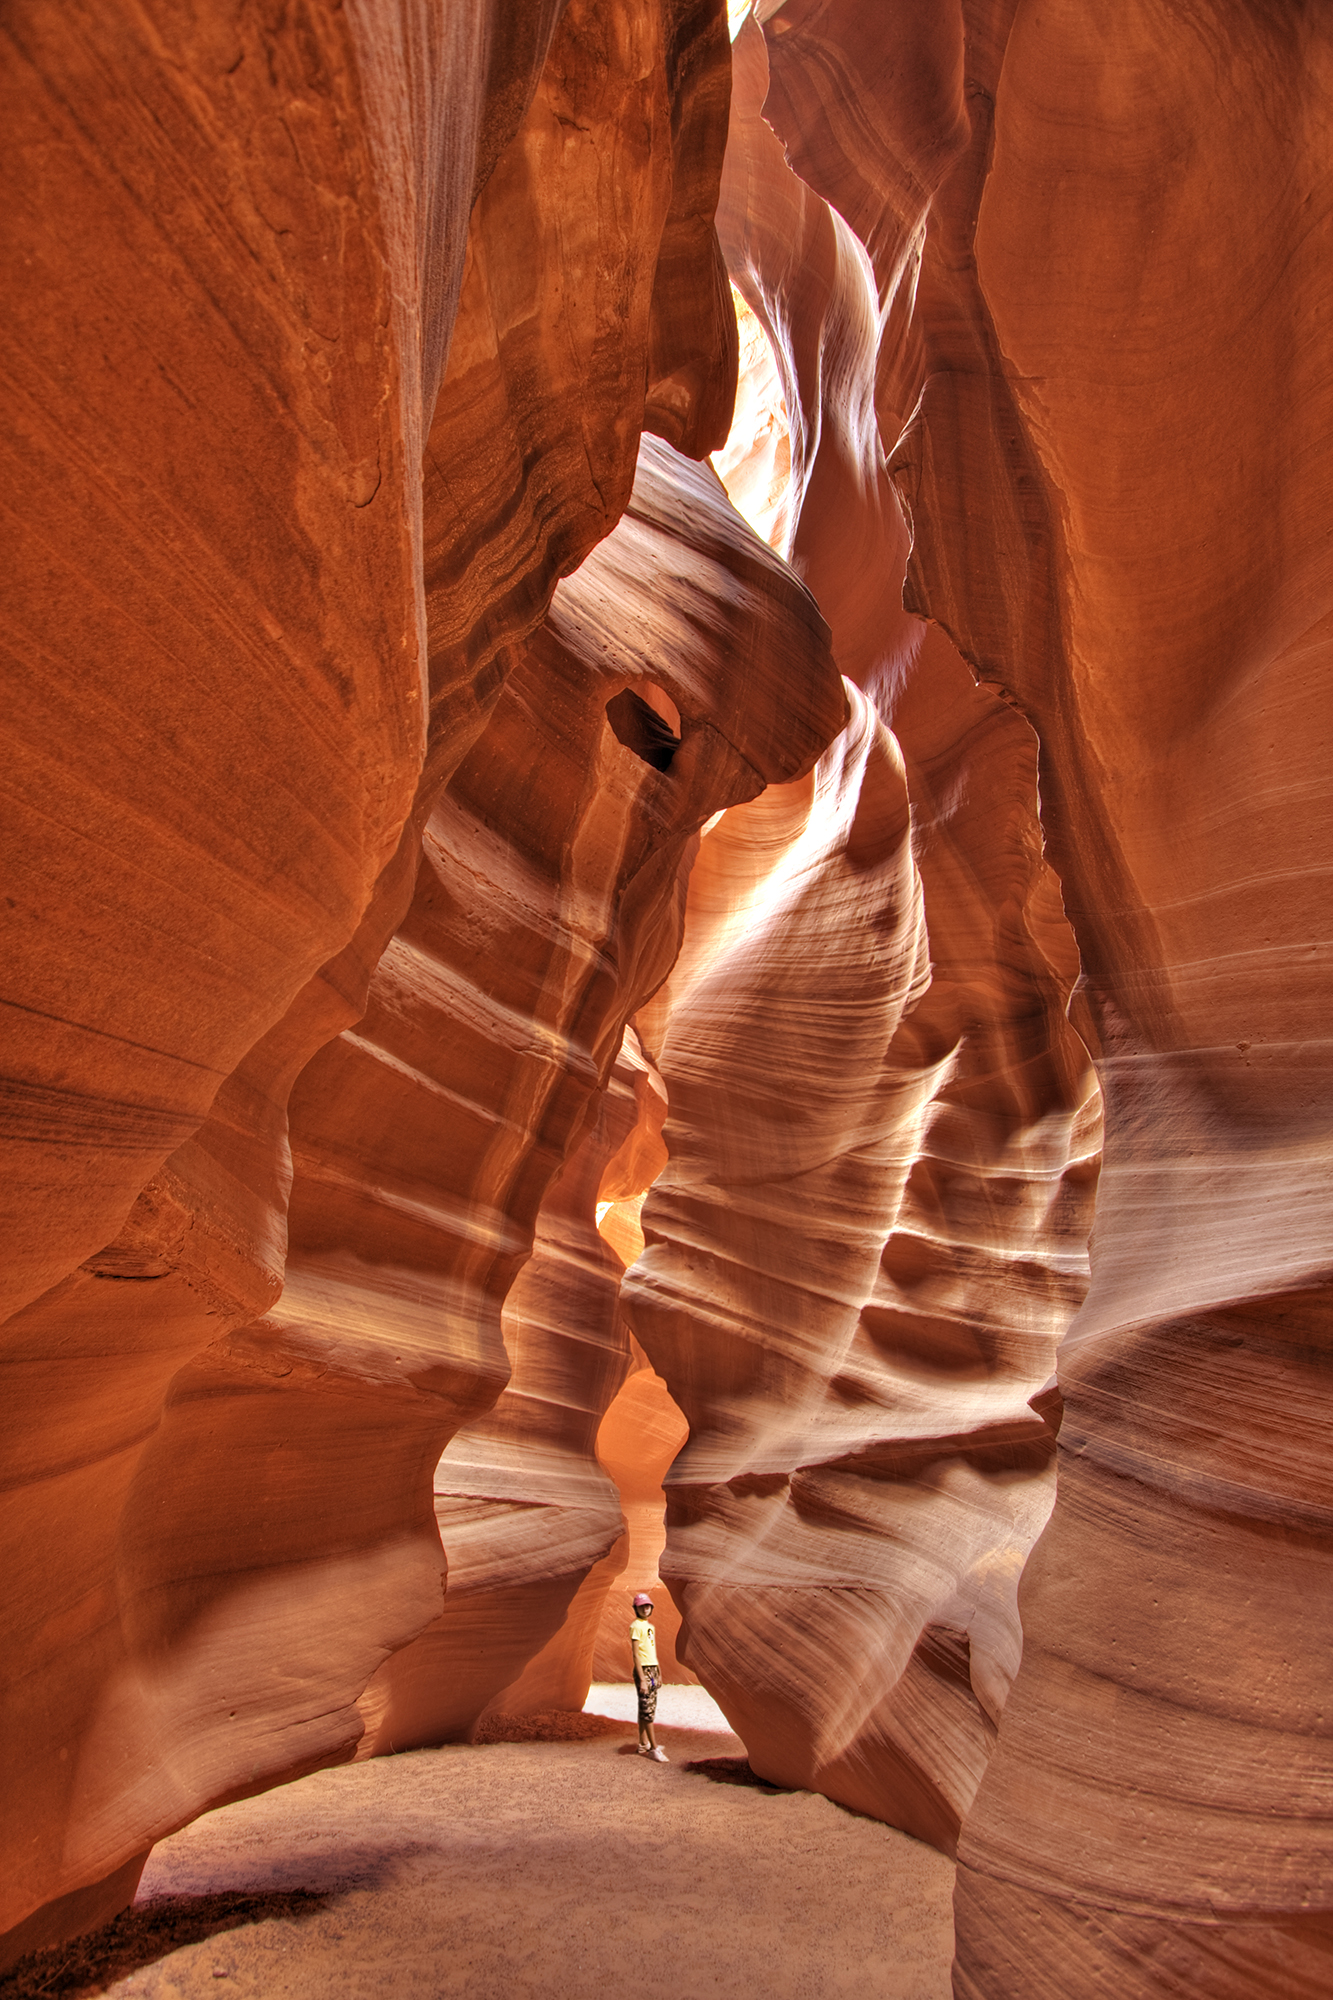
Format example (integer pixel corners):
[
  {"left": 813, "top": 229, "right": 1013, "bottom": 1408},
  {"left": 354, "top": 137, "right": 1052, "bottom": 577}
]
[
  {"left": 621, "top": 12, "right": 1098, "bottom": 1857},
  {"left": 589, "top": 1341, "right": 696, "bottom": 1688},
  {"left": 4, "top": 3, "right": 1328, "bottom": 1993},
  {"left": 338, "top": 438, "right": 843, "bottom": 1750},
  {"left": 0, "top": 0, "right": 754, "bottom": 1963},
  {"left": 755, "top": 0, "right": 1333, "bottom": 1989}
]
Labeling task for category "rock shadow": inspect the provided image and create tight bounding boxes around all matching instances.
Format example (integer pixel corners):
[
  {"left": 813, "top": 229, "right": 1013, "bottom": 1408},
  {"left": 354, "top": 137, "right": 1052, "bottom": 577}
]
[
  {"left": 0, "top": 1889, "right": 327, "bottom": 1999},
  {"left": 684, "top": 1755, "right": 798, "bottom": 1795}
]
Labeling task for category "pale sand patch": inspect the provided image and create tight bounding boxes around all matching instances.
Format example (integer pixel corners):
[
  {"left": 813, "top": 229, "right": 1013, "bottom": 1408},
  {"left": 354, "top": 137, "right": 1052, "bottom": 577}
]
[
  {"left": 584, "top": 1679, "right": 732, "bottom": 1730},
  {"left": 93, "top": 1688, "right": 953, "bottom": 1999}
]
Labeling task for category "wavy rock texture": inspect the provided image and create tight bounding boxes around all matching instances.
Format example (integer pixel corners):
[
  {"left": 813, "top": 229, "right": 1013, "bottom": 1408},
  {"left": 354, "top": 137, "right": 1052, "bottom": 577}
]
[
  {"left": 356, "top": 1039, "right": 670, "bottom": 1745},
  {"left": 758, "top": 0, "right": 1333, "bottom": 1989},
  {"left": 352, "top": 1053, "right": 644, "bottom": 1752},
  {"left": 620, "top": 13, "right": 1097, "bottom": 1858},
  {"left": 0, "top": 0, "right": 748, "bottom": 1963},
  {"left": 2, "top": 0, "right": 434, "bottom": 1330},
  {"left": 6, "top": 2, "right": 1325, "bottom": 1993},
  {"left": 333, "top": 437, "right": 841, "bottom": 1750},
  {"left": 479, "top": 1099, "right": 698, "bottom": 1707}
]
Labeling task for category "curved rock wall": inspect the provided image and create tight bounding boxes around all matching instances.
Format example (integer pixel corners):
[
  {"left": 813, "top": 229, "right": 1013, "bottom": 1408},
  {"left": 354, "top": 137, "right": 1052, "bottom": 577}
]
[
  {"left": 3, "top": 0, "right": 433, "bottom": 1329},
  {"left": 0, "top": 0, "right": 755, "bottom": 1963},
  {"left": 621, "top": 13, "right": 1098, "bottom": 1857},
  {"left": 590, "top": 1339, "right": 695, "bottom": 1687},
  {"left": 5, "top": 2, "right": 1328, "bottom": 1992},
  {"left": 352, "top": 1049, "right": 646, "bottom": 1751},
  {"left": 755, "top": 0, "right": 1333, "bottom": 1988},
  {"left": 340, "top": 441, "right": 842, "bottom": 1749}
]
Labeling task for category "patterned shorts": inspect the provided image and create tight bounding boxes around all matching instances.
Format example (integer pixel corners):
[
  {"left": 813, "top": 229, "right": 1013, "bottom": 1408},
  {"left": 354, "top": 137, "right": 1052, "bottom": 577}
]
[{"left": 635, "top": 1665, "right": 661, "bottom": 1725}]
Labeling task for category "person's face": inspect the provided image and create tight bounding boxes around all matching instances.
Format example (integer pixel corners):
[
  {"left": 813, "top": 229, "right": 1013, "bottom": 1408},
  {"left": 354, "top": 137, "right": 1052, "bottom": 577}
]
[{"left": 639, "top": 1603, "right": 653, "bottom": 1618}]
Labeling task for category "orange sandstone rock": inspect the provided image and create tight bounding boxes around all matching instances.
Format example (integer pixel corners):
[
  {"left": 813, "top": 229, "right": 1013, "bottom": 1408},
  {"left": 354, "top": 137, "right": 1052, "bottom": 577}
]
[
  {"left": 591, "top": 1341, "right": 695, "bottom": 1687},
  {"left": 618, "top": 11, "right": 1097, "bottom": 1859},
  {"left": 0, "top": 0, "right": 746, "bottom": 1964},
  {"left": 761, "top": 0, "right": 1333, "bottom": 1987},
  {"left": 338, "top": 436, "right": 842, "bottom": 1747},
  {"left": 7, "top": 3, "right": 1323, "bottom": 1994},
  {"left": 2, "top": 395, "right": 843, "bottom": 1964},
  {"left": 354, "top": 1060, "right": 646, "bottom": 1753}
]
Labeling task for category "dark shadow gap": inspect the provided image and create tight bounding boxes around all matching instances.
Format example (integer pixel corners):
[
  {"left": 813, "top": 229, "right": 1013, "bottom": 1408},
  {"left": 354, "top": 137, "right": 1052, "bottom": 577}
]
[{"left": 606, "top": 688, "right": 681, "bottom": 771}]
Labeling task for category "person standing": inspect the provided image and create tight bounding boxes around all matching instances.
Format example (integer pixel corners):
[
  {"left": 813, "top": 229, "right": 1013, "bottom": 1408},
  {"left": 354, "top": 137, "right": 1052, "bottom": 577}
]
[{"left": 630, "top": 1591, "right": 667, "bottom": 1762}]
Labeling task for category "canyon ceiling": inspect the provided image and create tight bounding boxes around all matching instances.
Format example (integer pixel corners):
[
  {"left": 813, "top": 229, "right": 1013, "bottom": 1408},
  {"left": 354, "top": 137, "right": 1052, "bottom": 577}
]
[{"left": 2, "top": 2, "right": 1329, "bottom": 1996}]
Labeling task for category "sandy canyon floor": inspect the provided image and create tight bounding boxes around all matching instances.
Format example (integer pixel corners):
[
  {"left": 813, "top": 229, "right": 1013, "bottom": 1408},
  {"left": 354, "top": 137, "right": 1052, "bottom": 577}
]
[{"left": 7, "top": 1688, "right": 954, "bottom": 2000}]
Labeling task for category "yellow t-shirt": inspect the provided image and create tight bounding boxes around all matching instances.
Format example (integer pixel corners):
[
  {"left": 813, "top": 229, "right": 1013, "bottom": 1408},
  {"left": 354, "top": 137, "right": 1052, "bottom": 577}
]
[{"left": 630, "top": 1618, "right": 658, "bottom": 1671}]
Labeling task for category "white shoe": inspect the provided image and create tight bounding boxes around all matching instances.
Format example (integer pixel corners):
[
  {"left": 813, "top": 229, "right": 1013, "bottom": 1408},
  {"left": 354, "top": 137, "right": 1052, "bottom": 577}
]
[{"left": 649, "top": 1746, "right": 669, "bottom": 1763}]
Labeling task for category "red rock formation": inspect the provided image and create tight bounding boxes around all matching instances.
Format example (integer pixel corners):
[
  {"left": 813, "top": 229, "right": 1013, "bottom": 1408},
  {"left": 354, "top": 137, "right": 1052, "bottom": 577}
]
[
  {"left": 352, "top": 1057, "right": 643, "bottom": 1752},
  {"left": 336, "top": 433, "right": 841, "bottom": 1748},
  {"left": 620, "top": 12, "right": 1097, "bottom": 1858},
  {"left": 7, "top": 1, "right": 1327, "bottom": 1991},
  {"left": 757, "top": 0, "right": 1333, "bottom": 1988},
  {"left": 1, "top": 387, "right": 843, "bottom": 1958},
  {"left": 442, "top": 1077, "right": 699, "bottom": 1712},
  {"left": 3, "top": 0, "right": 435, "bottom": 1329},
  {"left": 0, "top": 0, "right": 753, "bottom": 1964}
]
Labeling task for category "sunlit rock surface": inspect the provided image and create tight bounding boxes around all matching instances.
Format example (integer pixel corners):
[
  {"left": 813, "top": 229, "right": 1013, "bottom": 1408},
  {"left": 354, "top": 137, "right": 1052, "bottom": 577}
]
[
  {"left": 756, "top": 0, "right": 1333, "bottom": 1989},
  {"left": 338, "top": 430, "right": 840, "bottom": 1750},
  {"left": 621, "top": 12, "right": 1097, "bottom": 1859}
]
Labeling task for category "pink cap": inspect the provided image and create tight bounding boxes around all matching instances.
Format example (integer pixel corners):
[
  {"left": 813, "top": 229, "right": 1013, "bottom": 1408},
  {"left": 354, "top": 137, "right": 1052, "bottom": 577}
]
[{"left": 632, "top": 1592, "right": 654, "bottom": 1609}]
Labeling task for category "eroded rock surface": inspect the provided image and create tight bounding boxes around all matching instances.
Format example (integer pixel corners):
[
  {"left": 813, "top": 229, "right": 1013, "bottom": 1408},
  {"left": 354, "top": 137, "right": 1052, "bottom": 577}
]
[
  {"left": 331, "top": 429, "right": 839, "bottom": 1752},
  {"left": 0, "top": 0, "right": 750, "bottom": 1963},
  {"left": 621, "top": 12, "right": 1098, "bottom": 1858},
  {"left": 755, "top": 0, "right": 1333, "bottom": 1988},
  {"left": 4, "top": 1, "right": 1329, "bottom": 1992}
]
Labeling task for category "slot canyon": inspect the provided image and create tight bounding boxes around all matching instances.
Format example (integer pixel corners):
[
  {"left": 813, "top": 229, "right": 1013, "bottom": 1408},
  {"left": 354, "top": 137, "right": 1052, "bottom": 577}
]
[{"left": 1, "top": 1, "right": 1329, "bottom": 1996}]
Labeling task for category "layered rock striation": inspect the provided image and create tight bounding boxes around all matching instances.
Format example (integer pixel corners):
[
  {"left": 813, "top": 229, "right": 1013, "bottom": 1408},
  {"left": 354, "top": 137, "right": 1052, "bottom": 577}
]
[
  {"left": 0, "top": 0, "right": 759, "bottom": 1962},
  {"left": 4, "top": 2, "right": 1329, "bottom": 1994},
  {"left": 621, "top": 12, "right": 1098, "bottom": 1857},
  {"left": 754, "top": 0, "right": 1333, "bottom": 1989},
  {"left": 338, "top": 440, "right": 842, "bottom": 1751}
]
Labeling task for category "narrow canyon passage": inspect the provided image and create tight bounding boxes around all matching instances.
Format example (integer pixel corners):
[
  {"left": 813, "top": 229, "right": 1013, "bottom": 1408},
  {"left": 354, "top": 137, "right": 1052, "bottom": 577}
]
[{"left": 3, "top": 3, "right": 1330, "bottom": 1998}]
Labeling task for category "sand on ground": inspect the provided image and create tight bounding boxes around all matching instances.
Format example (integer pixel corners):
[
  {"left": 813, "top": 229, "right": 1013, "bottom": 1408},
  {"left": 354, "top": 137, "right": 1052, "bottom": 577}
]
[{"left": 20, "top": 1686, "right": 955, "bottom": 1999}]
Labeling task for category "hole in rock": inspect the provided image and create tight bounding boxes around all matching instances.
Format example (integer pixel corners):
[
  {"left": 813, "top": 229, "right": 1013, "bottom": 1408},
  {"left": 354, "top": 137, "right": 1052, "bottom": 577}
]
[{"left": 605, "top": 685, "right": 681, "bottom": 772}]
